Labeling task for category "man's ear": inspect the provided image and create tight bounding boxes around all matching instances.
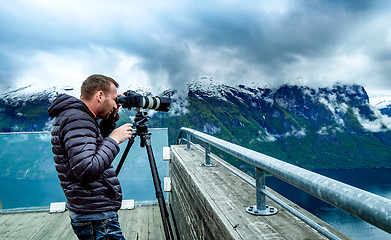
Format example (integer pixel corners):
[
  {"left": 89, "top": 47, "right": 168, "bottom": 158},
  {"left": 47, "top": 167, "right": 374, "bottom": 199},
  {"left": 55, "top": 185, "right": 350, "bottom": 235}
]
[{"left": 97, "top": 91, "right": 104, "bottom": 103}]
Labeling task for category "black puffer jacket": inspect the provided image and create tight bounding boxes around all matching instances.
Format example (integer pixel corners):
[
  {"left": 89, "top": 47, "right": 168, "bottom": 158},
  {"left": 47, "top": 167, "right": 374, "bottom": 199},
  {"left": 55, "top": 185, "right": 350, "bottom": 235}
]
[{"left": 48, "top": 94, "right": 122, "bottom": 213}]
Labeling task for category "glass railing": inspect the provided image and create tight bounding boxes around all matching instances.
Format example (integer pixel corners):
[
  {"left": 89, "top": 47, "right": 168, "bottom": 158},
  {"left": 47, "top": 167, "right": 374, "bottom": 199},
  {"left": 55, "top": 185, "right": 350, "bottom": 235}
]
[{"left": 0, "top": 129, "right": 169, "bottom": 209}]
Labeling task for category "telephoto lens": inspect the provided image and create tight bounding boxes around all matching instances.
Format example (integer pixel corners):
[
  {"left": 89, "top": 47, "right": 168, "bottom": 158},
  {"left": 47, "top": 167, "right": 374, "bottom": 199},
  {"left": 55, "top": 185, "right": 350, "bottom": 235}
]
[{"left": 117, "top": 90, "right": 171, "bottom": 112}]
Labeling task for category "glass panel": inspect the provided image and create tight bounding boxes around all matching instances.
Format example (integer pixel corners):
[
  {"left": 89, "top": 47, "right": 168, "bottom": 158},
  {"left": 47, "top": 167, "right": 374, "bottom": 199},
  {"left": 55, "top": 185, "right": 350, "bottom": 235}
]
[{"left": 0, "top": 129, "right": 169, "bottom": 209}]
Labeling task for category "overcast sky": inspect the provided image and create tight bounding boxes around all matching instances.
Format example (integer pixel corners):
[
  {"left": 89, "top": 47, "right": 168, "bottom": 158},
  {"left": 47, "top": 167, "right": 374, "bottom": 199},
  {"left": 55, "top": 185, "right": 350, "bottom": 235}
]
[{"left": 0, "top": 0, "right": 390, "bottom": 101}]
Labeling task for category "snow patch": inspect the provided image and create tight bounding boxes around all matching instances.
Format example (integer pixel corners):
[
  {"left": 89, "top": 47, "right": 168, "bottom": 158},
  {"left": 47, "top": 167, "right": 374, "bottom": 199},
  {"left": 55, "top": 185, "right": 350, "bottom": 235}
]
[
  {"left": 0, "top": 84, "right": 78, "bottom": 103},
  {"left": 168, "top": 94, "right": 189, "bottom": 116},
  {"left": 317, "top": 126, "right": 329, "bottom": 135},
  {"left": 317, "top": 126, "right": 343, "bottom": 135},
  {"left": 284, "top": 128, "right": 306, "bottom": 138},
  {"left": 188, "top": 78, "right": 229, "bottom": 101},
  {"left": 202, "top": 123, "right": 221, "bottom": 135},
  {"left": 260, "top": 129, "right": 277, "bottom": 142},
  {"left": 318, "top": 96, "right": 347, "bottom": 127}
]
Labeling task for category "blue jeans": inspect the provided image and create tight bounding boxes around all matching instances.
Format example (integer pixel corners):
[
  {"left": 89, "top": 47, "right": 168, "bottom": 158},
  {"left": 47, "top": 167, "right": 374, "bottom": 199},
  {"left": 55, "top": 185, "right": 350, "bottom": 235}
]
[{"left": 70, "top": 216, "right": 126, "bottom": 240}]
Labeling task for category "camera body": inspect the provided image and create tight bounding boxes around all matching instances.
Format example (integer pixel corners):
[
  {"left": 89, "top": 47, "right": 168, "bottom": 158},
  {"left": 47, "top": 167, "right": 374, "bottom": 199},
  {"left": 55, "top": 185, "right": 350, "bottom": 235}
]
[{"left": 116, "top": 90, "right": 171, "bottom": 112}]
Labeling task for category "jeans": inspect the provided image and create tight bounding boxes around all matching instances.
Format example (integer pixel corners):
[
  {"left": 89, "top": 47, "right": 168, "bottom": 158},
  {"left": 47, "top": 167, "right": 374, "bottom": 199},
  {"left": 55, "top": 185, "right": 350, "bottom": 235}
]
[{"left": 70, "top": 216, "right": 126, "bottom": 240}]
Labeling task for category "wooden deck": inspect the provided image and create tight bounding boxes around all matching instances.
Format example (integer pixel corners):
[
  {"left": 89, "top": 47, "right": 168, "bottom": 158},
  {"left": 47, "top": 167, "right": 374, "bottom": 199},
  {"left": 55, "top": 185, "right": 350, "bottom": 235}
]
[
  {"left": 0, "top": 205, "right": 164, "bottom": 240},
  {"left": 170, "top": 144, "right": 351, "bottom": 240}
]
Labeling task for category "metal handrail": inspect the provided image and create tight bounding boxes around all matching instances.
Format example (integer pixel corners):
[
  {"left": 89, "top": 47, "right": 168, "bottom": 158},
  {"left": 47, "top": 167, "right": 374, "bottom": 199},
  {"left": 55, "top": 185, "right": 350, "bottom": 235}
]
[
  {"left": 185, "top": 141, "right": 341, "bottom": 240},
  {"left": 177, "top": 127, "right": 391, "bottom": 236}
]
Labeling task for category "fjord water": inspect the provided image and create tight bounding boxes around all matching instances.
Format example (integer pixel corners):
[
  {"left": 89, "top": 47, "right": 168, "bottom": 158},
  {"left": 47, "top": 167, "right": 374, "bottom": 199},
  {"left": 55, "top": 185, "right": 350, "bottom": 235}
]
[
  {"left": 0, "top": 131, "right": 390, "bottom": 239},
  {"left": 0, "top": 129, "right": 169, "bottom": 209}
]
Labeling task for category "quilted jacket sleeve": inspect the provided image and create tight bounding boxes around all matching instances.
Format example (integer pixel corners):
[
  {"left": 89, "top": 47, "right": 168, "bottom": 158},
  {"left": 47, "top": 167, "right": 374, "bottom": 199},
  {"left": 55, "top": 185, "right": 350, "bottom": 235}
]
[
  {"left": 98, "top": 112, "right": 119, "bottom": 138},
  {"left": 62, "top": 112, "right": 120, "bottom": 184}
]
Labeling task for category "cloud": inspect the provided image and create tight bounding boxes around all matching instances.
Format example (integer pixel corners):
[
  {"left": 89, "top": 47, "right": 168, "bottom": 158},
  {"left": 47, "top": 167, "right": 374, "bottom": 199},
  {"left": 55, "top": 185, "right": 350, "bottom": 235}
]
[
  {"left": 0, "top": 0, "right": 391, "bottom": 99},
  {"left": 5, "top": 46, "right": 155, "bottom": 95},
  {"left": 353, "top": 107, "right": 391, "bottom": 132}
]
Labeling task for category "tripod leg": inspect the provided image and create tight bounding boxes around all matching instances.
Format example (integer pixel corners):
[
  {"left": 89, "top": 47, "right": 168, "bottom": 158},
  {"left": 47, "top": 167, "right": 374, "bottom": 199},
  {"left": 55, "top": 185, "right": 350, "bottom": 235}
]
[
  {"left": 142, "top": 134, "right": 176, "bottom": 240},
  {"left": 115, "top": 135, "right": 136, "bottom": 176}
]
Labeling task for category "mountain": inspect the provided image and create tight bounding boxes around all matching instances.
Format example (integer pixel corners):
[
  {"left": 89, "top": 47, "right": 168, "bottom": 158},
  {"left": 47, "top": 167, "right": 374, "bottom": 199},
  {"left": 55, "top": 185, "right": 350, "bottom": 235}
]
[
  {"left": 1, "top": 81, "right": 391, "bottom": 172},
  {"left": 147, "top": 80, "right": 391, "bottom": 171},
  {"left": 375, "top": 99, "right": 391, "bottom": 117},
  {"left": 0, "top": 85, "right": 77, "bottom": 132}
]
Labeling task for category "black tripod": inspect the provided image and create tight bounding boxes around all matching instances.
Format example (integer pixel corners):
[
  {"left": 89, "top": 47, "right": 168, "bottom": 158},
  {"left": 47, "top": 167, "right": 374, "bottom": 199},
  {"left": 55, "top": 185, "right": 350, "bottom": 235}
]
[{"left": 115, "top": 110, "right": 178, "bottom": 240}]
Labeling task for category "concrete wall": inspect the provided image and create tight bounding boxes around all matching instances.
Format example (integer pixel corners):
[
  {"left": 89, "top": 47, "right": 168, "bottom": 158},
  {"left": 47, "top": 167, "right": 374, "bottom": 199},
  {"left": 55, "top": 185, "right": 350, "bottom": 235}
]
[{"left": 170, "top": 148, "right": 232, "bottom": 240}]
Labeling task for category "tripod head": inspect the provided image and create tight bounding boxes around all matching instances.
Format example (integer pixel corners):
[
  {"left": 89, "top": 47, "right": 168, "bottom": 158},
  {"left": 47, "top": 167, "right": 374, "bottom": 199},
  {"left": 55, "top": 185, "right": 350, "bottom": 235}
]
[{"left": 132, "top": 109, "right": 151, "bottom": 147}]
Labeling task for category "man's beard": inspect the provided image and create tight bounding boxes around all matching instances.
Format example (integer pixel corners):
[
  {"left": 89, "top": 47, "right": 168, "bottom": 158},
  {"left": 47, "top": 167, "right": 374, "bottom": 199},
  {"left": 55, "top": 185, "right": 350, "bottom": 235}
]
[{"left": 102, "top": 100, "right": 115, "bottom": 120}]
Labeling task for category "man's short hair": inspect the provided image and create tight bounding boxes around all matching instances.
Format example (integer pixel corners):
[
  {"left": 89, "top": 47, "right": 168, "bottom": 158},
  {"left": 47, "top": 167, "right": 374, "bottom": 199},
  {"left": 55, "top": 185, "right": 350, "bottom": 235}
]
[{"left": 81, "top": 74, "right": 119, "bottom": 100}]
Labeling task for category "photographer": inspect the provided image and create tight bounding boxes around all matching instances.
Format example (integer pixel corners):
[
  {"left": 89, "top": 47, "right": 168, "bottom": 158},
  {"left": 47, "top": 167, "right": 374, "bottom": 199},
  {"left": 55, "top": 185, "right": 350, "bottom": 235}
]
[{"left": 48, "top": 74, "right": 132, "bottom": 240}]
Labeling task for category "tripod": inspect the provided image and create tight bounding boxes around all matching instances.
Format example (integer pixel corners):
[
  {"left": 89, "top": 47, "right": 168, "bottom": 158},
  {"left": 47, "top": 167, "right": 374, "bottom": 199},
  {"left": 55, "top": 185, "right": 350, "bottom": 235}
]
[{"left": 115, "top": 110, "right": 178, "bottom": 240}]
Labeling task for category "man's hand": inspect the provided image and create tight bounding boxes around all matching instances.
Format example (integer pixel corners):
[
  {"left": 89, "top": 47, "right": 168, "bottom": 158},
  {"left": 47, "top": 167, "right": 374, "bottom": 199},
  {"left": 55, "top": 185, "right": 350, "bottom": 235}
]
[{"left": 110, "top": 123, "right": 133, "bottom": 144}]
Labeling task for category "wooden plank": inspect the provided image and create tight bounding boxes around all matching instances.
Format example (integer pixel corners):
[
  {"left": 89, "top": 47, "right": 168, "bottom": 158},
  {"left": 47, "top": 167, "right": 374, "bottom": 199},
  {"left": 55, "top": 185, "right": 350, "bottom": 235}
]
[
  {"left": 0, "top": 206, "right": 164, "bottom": 240},
  {"left": 141, "top": 205, "right": 152, "bottom": 239},
  {"left": 118, "top": 209, "right": 134, "bottom": 239},
  {"left": 121, "top": 208, "right": 140, "bottom": 239},
  {"left": 0, "top": 214, "right": 26, "bottom": 239},
  {"left": 119, "top": 206, "right": 164, "bottom": 240},
  {"left": 150, "top": 205, "right": 164, "bottom": 240},
  {"left": 51, "top": 213, "right": 75, "bottom": 240},
  {"left": 1, "top": 212, "right": 51, "bottom": 240},
  {"left": 0, "top": 214, "right": 21, "bottom": 236},
  {"left": 30, "top": 212, "right": 76, "bottom": 240}
]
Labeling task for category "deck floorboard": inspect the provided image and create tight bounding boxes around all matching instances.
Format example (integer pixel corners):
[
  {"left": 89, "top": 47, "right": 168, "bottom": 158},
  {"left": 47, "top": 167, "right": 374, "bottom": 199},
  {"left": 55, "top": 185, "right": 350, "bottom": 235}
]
[{"left": 0, "top": 205, "right": 163, "bottom": 240}]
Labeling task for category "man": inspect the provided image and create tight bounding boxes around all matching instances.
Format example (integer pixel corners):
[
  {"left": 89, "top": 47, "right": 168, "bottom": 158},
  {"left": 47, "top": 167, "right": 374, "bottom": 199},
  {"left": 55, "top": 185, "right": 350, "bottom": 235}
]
[{"left": 48, "top": 74, "right": 133, "bottom": 239}]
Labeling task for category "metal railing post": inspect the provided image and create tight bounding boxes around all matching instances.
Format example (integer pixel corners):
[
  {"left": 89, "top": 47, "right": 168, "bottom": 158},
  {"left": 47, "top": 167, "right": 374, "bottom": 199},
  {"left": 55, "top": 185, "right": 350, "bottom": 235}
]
[
  {"left": 256, "top": 168, "right": 266, "bottom": 210},
  {"left": 246, "top": 168, "right": 278, "bottom": 216},
  {"left": 186, "top": 133, "right": 191, "bottom": 150},
  {"left": 201, "top": 142, "right": 214, "bottom": 167},
  {"left": 205, "top": 143, "right": 211, "bottom": 165}
]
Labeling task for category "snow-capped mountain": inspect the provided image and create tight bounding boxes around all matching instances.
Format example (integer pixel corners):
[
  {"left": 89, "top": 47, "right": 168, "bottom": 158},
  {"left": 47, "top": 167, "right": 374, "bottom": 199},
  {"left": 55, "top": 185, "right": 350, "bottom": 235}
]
[
  {"left": 1, "top": 80, "right": 391, "bottom": 170},
  {"left": 0, "top": 84, "right": 78, "bottom": 132},
  {"left": 0, "top": 84, "right": 77, "bottom": 102},
  {"left": 372, "top": 97, "right": 391, "bottom": 117},
  {"left": 374, "top": 99, "right": 391, "bottom": 109},
  {"left": 161, "top": 80, "right": 391, "bottom": 170},
  {"left": 187, "top": 79, "right": 391, "bottom": 133}
]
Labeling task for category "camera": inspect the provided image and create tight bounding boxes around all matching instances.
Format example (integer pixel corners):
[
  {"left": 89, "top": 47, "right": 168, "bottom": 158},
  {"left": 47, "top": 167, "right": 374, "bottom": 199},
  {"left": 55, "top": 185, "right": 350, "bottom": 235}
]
[{"left": 116, "top": 90, "right": 171, "bottom": 112}]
